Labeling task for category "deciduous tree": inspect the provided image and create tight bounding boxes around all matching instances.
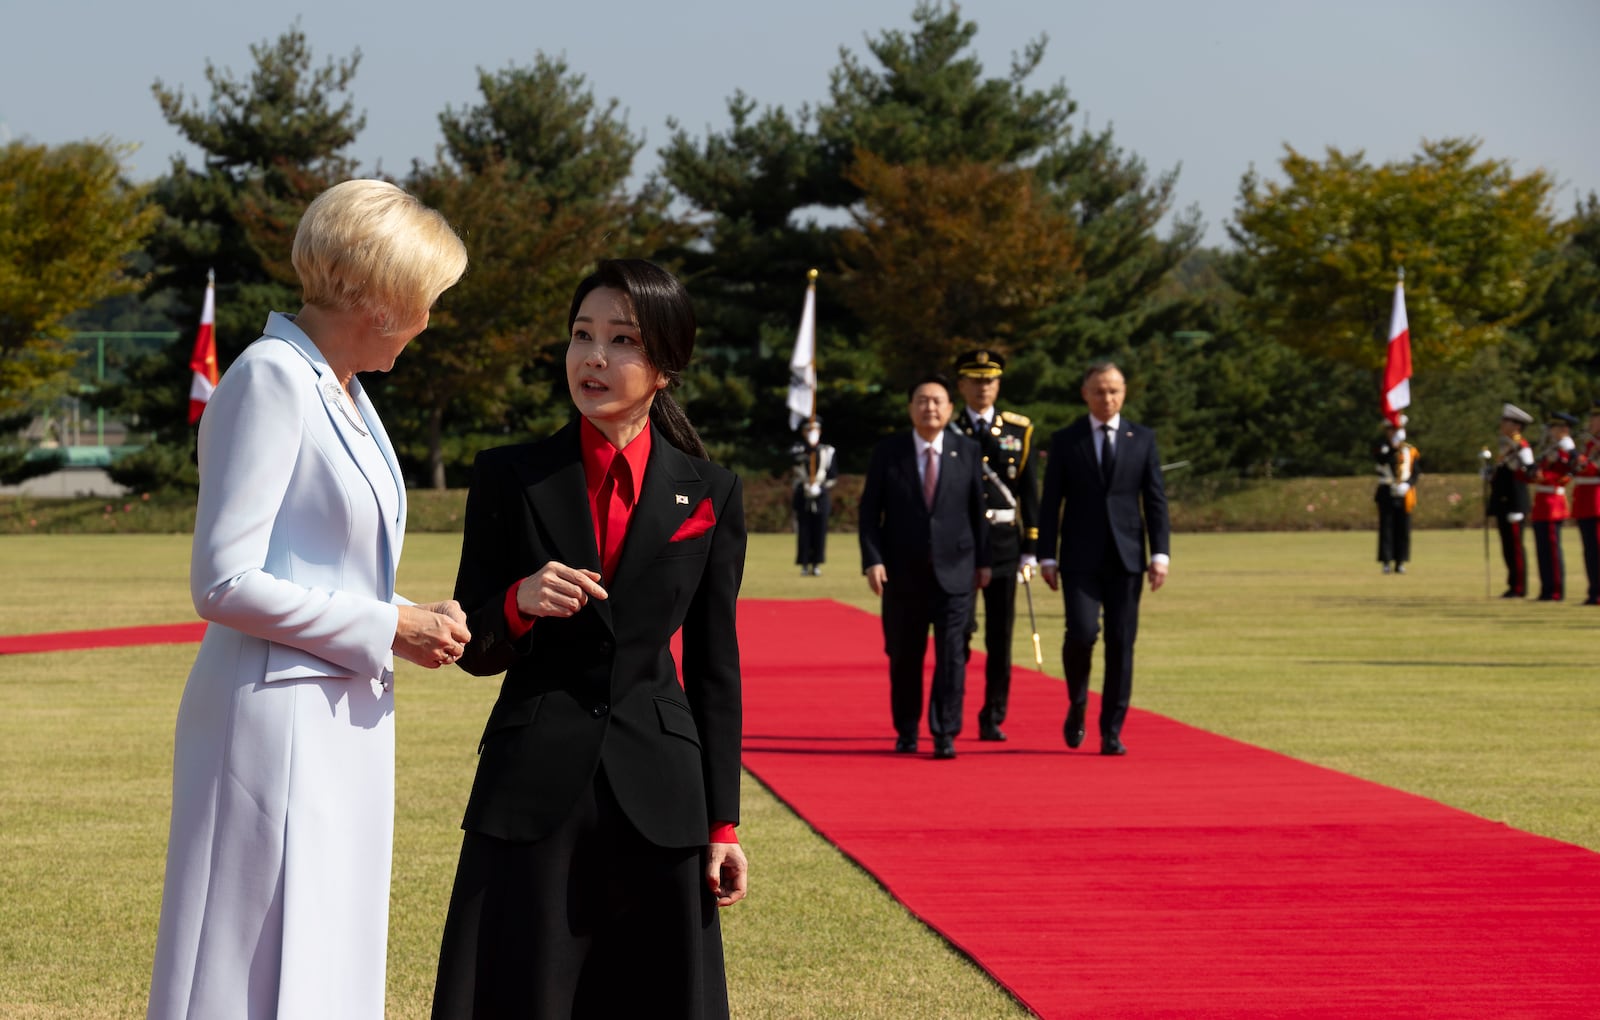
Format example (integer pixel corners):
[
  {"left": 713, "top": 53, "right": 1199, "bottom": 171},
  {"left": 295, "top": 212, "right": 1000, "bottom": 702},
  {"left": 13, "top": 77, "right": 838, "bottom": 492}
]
[
  {"left": 838, "top": 152, "right": 1078, "bottom": 385},
  {"left": 1227, "top": 138, "right": 1561, "bottom": 372},
  {"left": 0, "top": 140, "right": 159, "bottom": 419}
]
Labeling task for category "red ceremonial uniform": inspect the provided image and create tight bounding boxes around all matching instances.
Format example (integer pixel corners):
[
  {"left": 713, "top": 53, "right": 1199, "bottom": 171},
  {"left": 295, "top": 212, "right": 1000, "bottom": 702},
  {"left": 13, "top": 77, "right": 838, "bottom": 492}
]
[
  {"left": 1572, "top": 438, "right": 1600, "bottom": 519},
  {"left": 1522, "top": 445, "right": 1575, "bottom": 600},
  {"left": 1523, "top": 449, "right": 1574, "bottom": 522},
  {"left": 1572, "top": 437, "right": 1600, "bottom": 603}
]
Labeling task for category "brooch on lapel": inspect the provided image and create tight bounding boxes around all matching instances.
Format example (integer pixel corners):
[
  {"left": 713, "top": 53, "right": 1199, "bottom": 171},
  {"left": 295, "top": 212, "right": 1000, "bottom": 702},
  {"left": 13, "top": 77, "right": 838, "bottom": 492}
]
[
  {"left": 320, "top": 378, "right": 369, "bottom": 436},
  {"left": 675, "top": 493, "right": 689, "bottom": 505}
]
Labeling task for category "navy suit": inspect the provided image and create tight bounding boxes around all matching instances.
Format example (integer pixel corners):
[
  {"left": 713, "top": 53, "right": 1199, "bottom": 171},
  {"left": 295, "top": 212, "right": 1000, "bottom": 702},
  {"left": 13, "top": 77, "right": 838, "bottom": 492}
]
[
  {"left": 1037, "top": 416, "right": 1169, "bottom": 743},
  {"left": 859, "top": 431, "right": 990, "bottom": 741},
  {"left": 434, "top": 420, "right": 745, "bottom": 1018}
]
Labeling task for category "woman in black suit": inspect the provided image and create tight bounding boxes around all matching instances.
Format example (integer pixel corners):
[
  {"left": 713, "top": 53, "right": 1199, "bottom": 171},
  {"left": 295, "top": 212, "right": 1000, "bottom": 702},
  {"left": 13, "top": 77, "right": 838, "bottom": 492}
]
[{"left": 432, "top": 259, "right": 748, "bottom": 1019}]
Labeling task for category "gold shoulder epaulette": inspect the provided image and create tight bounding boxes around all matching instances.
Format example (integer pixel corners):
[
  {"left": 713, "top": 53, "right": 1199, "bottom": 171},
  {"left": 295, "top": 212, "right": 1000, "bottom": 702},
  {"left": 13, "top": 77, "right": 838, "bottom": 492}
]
[{"left": 1000, "top": 410, "right": 1032, "bottom": 427}]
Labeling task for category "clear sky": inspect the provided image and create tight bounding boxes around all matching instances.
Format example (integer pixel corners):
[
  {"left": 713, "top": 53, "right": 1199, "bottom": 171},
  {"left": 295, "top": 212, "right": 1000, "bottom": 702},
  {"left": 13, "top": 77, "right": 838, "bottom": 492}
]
[{"left": 3, "top": 0, "right": 1595, "bottom": 247}]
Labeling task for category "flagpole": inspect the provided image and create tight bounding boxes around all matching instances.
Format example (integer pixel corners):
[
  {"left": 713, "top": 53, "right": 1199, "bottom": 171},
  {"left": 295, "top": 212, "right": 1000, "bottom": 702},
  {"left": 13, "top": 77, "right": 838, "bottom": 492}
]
[{"left": 804, "top": 269, "right": 819, "bottom": 485}]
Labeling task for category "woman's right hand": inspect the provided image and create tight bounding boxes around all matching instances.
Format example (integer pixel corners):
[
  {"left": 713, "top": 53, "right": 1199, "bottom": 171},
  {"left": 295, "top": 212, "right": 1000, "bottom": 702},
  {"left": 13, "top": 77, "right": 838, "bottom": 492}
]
[
  {"left": 392, "top": 603, "right": 472, "bottom": 668},
  {"left": 516, "top": 562, "right": 607, "bottom": 620}
]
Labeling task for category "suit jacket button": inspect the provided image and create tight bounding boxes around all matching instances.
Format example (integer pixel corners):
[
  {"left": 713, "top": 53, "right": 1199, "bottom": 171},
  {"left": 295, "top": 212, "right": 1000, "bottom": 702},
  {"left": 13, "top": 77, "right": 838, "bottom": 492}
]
[
  {"left": 591, "top": 703, "right": 609, "bottom": 718},
  {"left": 598, "top": 640, "right": 612, "bottom": 654}
]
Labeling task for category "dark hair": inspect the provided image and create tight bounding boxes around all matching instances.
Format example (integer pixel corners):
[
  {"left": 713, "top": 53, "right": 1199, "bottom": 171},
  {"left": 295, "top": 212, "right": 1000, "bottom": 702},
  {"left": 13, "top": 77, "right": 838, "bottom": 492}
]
[
  {"left": 1082, "top": 361, "right": 1123, "bottom": 386},
  {"left": 906, "top": 373, "right": 954, "bottom": 402},
  {"left": 567, "top": 258, "right": 707, "bottom": 458}
]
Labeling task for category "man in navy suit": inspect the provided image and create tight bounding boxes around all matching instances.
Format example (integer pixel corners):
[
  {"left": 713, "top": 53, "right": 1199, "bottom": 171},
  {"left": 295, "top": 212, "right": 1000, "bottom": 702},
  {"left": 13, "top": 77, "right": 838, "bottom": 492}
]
[
  {"left": 1037, "top": 362, "right": 1170, "bottom": 756},
  {"left": 859, "top": 374, "right": 992, "bottom": 760}
]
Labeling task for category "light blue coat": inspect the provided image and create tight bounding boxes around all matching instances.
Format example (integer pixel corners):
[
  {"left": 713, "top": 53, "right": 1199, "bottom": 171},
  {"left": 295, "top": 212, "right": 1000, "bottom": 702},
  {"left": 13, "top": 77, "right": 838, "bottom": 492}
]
[{"left": 148, "top": 313, "right": 408, "bottom": 1020}]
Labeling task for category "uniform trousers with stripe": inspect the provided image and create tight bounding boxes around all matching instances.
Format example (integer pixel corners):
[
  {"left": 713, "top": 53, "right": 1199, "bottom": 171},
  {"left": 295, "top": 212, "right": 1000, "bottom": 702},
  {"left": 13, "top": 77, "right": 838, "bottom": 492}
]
[
  {"left": 1575, "top": 515, "right": 1600, "bottom": 604},
  {"left": 1532, "top": 518, "right": 1566, "bottom": 601},
  {"left": 1496, "top": 516, "right": 1527, "bottom": 596}
]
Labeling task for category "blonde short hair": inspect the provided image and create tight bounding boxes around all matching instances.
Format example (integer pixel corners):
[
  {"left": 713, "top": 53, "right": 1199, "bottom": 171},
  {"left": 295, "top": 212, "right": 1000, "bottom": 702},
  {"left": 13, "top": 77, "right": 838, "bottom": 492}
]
[{"left": 292, "top": 179, "right": 468, "bottom": 331}]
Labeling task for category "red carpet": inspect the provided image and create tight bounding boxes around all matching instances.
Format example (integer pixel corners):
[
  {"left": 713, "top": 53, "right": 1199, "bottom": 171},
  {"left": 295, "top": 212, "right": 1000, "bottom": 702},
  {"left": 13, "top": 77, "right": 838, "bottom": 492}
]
[
  {"left": 0, "top": 622, "right": 206, "bottom": 655},
  {"left": 738, "top": 599, "right": 1600, "bottom": 1019}
]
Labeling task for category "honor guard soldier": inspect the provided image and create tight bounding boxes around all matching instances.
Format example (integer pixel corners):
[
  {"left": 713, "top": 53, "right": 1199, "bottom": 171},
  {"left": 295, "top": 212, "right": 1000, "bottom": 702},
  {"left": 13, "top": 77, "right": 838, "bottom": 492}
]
[
  {"left": 1572, "top": 400, "right": 1600, "bottom": 604},
  {"left": 951, "top": 348, "right": 1039, "bottom": 742},
  {"left": 1523, "top": 410, "right": 1578, "bottom": 601},
  {"left": 1374, "top": 416, "right": 1420, "bottom": 574},
  {"left": 791, "top": 419, "right": 839, "bottom": 576},
  {"left": 1485, "top": 403, "right": 1535, "bottom": 598}
]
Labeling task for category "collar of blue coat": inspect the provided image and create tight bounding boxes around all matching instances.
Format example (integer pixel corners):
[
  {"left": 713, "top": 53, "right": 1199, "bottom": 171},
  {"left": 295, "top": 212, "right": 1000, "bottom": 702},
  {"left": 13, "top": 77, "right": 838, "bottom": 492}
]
[
  {"left": 259, "top": 311, "right": 405, "bottom": 548},
  {"left": 263, "top": 311, "right": 373, "bottom": 436}
]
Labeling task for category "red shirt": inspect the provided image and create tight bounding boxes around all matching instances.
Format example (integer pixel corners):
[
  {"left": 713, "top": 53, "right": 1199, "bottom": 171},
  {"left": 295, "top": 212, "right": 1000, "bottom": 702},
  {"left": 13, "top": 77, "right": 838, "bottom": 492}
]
[
  {"left": 502, "top": 419, "right": 736, "bottom": 844},
  {"left": 1573, "top": 438, "right": 1600, "bottom": 519}
]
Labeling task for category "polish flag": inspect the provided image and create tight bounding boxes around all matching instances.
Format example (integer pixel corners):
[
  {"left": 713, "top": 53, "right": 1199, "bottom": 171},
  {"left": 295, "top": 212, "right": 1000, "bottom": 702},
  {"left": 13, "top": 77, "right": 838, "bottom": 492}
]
[
  {"left": 188, "top": 271, "right": 218, "bottom": 425},
  {"left": 1382, "top": 273, "right": 1411, "bottom": 426}
]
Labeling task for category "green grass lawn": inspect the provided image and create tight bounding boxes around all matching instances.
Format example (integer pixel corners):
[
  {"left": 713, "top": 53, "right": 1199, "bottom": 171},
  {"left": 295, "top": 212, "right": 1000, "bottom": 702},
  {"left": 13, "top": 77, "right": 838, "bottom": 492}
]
[{"left": 2, "top": 529, "right": 1596, "bottom": 1018}]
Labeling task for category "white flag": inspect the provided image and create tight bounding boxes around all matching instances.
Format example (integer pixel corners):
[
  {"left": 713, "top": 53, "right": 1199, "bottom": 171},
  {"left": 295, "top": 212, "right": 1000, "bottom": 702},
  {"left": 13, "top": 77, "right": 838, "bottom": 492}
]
[{"left": 786, "top": 278, "right": 817, "bottom": 430}]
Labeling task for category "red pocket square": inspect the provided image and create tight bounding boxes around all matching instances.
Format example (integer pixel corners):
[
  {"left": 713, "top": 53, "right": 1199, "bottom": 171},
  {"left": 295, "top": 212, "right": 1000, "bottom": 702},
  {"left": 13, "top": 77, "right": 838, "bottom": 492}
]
[{"left": 669, "top": 498, "right": 716, "bottom": 541}]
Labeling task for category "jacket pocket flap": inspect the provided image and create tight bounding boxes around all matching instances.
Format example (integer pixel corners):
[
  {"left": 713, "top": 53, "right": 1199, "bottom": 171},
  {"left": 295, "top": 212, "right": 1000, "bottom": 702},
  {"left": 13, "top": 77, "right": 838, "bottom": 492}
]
[
  {"left": 654, "top": 697, "right": 701, "bottom": 747},
  {"left": 263, "top": 643, "right": 356, "bottom": 683},
  {"left": 483, "top": 696, "right": 544, "bottom": 737}
]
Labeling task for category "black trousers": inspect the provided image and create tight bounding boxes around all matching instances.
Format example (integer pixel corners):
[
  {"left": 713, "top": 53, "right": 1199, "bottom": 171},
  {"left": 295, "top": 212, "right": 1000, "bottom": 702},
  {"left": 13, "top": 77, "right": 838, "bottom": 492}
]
[
  {"left": 1497, "top": 516, "right": 1527, "bottom": 595},
  {"left": 1060, "top": 564, "right": 1144, "bottom": 741},
  {"left": 794, "top": 491, "right": 829, "bottom": 566},
  {"left": 966, "top": 521, "right": 1019, "bottom": 726},
  {"left": 1577, "top": 515, "right": 1600, "bottom": 603},
  {"left": 431, "top": 768, "right": 727, "bottom": 1020},
  {"left": 1532, "top": 518, "right": 1566, "bottom": 600},
  {"left": 882, "top": 555, "right": 971, "bottom": 740},
  {"left": 1376, "top": 495, "right": 1411, "bottom": 564}
]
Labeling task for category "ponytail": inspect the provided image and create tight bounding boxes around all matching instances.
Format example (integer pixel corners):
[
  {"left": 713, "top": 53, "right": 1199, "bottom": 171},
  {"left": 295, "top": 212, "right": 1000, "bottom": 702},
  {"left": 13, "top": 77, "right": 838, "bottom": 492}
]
[{"left": 650, "top": 390, "right": 707, "bottom": 460}]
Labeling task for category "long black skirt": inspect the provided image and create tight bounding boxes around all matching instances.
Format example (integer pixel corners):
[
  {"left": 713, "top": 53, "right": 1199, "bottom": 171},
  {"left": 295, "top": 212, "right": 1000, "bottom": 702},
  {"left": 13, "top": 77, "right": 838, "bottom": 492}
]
[{"left": 431, "top": 768, "right": 728, "bottom": 1020}]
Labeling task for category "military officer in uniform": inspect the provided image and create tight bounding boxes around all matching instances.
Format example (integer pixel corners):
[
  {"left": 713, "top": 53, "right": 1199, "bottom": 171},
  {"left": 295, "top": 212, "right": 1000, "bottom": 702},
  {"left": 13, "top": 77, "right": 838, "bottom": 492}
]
[
  {"left": 1571, "top": 400, "right": 1600, "bottom": 604},
  {"left": 1524, "top": 410, "right": 1578, "bottom": 601},
  {"left": 1485, "top": 403, "right": 1535, "bottom": 598},
  {"left": 1374, "top": 416, "right": 1420, "bottom": 574},
  {"left": 791, "top": 418, "right": 839, "bottom": 576},
  {"left": 951, "top": 349, "right": 1038, "bottom": 742}
]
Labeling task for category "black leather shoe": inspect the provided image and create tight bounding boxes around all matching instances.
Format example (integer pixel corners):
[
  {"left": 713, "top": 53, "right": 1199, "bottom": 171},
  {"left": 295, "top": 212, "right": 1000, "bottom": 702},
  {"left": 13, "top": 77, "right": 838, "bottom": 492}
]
[
  {"left": 978, "top": 721, "right": 1008, "bottom": 742},
  {"left": 1100, "top": 737, "right": 1127, "bottom": 756},
  {"left": 1064, "top": 704, "right": 1086, "bottom": 749},
  {"left": 894, "top": 737, "right": 918, "bottom": 754},
  {"left": 933, "top": 737, "right": 957, "bottom": 760},
  {"left": 1500, "top": 590, "right": 1525, "bottom": 598}
]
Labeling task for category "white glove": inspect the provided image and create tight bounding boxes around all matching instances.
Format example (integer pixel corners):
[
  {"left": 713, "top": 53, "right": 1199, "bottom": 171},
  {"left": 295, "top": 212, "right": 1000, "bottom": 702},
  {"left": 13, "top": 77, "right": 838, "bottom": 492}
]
[
  {"left": 805, "top": 483, "right": 822, "bottom": 498},
  {"left": 1518, "top": 447, "right": 1535, "bottom": 467},
  {"left": 1559, "top": 436, "right": 1576, "bottom": 452},
  {"left": 1393, "top": 482, "right": 1410, "bottom": 497},
  {"left": 1508, "top": 512, "right": 1525, "bottom": 523},
  {"left": 1018, "top": 553, "right": 1038, "bottom": 582}
]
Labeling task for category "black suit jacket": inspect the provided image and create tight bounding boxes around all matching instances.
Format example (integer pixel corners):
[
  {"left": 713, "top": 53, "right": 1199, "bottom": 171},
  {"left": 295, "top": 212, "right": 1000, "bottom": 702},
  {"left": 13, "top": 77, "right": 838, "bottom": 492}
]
[
  {"left": 451, "top": 421, "right": 746, "bottom": 848},
  {"left": 1037, "top": 416, "right": 1170, "bottom": 574},
  {"left": 858, "top": 431, "right": 990, "bottom": 593}
]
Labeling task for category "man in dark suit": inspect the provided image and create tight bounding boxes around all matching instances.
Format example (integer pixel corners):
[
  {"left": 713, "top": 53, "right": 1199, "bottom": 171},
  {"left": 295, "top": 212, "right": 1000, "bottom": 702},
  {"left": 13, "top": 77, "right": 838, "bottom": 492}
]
[
  {"left": 859, "top": 374, "right": 991, "bottom": 760},
  {"left": 1037, "top": 362, "right": 1170, "bottom": 756},
  {"left": 951, "top": 348, "right": 1039, "bottom": 742}
]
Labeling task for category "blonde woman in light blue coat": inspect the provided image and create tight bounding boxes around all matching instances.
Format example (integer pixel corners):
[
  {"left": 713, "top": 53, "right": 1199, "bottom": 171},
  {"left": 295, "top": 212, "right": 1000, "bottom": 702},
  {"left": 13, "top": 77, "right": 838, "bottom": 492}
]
[{"left": 148, "top": 180, "right": 470, "bottom": 1020}]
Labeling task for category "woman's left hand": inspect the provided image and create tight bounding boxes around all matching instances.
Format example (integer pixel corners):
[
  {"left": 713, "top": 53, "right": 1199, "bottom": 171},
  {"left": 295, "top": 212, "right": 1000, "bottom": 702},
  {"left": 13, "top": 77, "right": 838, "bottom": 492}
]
[
  {"left": 706, "top": 842, "right": 748, "bottom": 908},
  {"left": 417, "top": 599, "right": 468, "bottom": 626}
]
